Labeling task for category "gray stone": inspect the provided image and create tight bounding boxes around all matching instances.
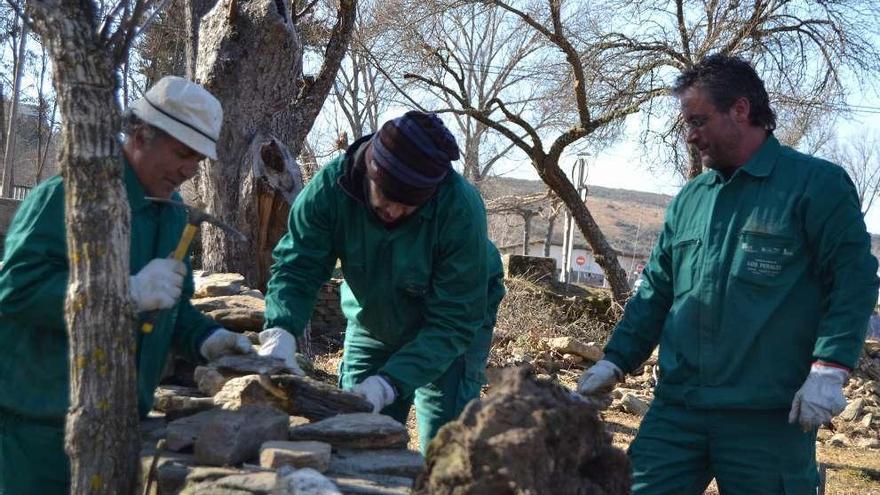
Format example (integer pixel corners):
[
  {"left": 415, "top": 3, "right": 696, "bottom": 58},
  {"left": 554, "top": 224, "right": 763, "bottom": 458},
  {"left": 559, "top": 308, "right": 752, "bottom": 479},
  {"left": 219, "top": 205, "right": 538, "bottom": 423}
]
[
  {"left": 545, "top": 337, "right": 604, "bottom": 363},
  {"left": 861, "top": 413, "right": 874, "bottom": 428},
  {"left": 274, "top": 467, "right": 341, "bottom": 495},
  {"left": 840, "top": 398, "right": 865, "bottom": 422},
  {"left": 214, "top": 375, "right": 289, "bottom": 412},
  {"left": 620, "top": 393, "right": 650, "bottom": 416},
  {"left": 195, "top": 405, "right": 290, "bottom": 466},
  {"left": 329, "top": 474, "right": 413, "bottom": 495},
  {"left": 167, "top": 409, "right": 228, "bottom": 452},
  {"left": 194, "top": 272, "right": 246, "bottom": 299},
  {"left": 195, "top": 365, "right": 231, "bottom": 396},
  {"left": 184, "top": 471, "right": 277, "bottom": 495},
  {"left": 328, "top": 449, "right": 423, "bottom": 478},
  {"left": 260, "top": 441, "right": 332, "bottom": 471},
  {"left": 289, "top": 413, "right": 408, "bottom": 450},
  {"left": 140, "top": 449, "right": 196, "bottom": 495},
  {"left": 154, "top": 385, "right": 215, "bottom": 420},
  {"left": 212, "top": 354, "right": 287, "bottom": 376},
  {"left": 191, "top": 295, "right": 265, "bottom": 333}
]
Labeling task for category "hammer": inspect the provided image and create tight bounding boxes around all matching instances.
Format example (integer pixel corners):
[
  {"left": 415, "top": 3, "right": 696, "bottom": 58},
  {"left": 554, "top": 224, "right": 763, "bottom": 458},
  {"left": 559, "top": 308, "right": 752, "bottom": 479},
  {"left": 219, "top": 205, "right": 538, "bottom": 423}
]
[{"left": 140, "top": 197, "right": 247, "bottom": 333}]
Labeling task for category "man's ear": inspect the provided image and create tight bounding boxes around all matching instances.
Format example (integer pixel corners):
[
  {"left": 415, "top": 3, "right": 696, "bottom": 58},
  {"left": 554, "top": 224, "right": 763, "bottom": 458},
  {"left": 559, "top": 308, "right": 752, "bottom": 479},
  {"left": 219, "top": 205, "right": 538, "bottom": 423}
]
[{"left": 731, "top": 96, "right": 751, "bottom": 124}]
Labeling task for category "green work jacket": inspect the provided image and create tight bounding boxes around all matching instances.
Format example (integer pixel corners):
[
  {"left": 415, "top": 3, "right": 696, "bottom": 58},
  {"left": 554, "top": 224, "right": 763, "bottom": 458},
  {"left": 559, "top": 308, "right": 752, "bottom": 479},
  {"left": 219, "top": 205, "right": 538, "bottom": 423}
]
[
  {"left": 0, "top": 163, "right": 217, "bottom": 423},
  {"left": 265, "top": 138, "right": 493, "bottom": 397},
  {"left": 605, "top": 136, "right": 879, "bottom": 409}
]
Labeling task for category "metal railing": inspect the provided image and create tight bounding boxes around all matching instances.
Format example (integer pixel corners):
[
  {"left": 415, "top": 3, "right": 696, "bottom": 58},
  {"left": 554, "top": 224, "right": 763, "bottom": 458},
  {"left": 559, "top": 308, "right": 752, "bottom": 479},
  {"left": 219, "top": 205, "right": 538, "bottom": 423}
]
[{"left": 10, "top": 185, "right": 31, "bottom": 200}]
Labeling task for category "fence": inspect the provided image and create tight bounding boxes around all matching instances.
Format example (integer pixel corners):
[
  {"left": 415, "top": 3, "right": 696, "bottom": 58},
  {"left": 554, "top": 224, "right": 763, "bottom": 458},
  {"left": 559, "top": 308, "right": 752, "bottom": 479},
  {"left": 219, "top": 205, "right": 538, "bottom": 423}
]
[{"left": 10, "top": 185, "right": 31, "bottom": 200}]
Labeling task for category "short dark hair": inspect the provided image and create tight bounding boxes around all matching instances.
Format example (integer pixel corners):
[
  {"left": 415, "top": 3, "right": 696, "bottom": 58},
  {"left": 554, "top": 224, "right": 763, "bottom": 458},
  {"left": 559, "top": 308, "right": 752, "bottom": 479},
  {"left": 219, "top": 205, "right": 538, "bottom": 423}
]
[
  {"left": 673, "top": 54, "right": 776, "bottom": 131},
  {"left": 121, "top": 108, "right": 168, "bottom": 143}
]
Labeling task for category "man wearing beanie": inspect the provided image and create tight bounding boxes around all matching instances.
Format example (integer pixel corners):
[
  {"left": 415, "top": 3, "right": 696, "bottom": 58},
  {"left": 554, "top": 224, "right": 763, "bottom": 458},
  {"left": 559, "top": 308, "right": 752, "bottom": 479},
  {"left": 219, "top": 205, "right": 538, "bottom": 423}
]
[
  {"left": 264, "top": 111, "right": 505, "bottom": 453},
  {"left": 0, "top": 76, "right": 255, "bottom": 493}
]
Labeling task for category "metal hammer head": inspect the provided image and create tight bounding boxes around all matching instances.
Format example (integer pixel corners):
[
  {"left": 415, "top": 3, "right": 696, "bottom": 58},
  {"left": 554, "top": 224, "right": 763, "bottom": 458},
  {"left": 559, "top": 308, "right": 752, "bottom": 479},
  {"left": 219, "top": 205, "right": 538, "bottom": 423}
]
[{"left": 145, "top": 197, "right": 248, "bottom": 242}]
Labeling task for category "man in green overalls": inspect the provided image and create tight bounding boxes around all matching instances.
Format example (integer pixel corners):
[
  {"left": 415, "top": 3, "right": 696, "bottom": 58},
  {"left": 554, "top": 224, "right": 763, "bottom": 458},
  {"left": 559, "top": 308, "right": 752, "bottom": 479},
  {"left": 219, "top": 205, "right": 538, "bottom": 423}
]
[
  {"left": 263, "top": 111, "right": 505, "bottom": 454},
  {"left": 578, "top": 55, "right": 878, "bottom": 493},
  {"left": 0, "top": 76, "right": 254, "bottom": 494}
]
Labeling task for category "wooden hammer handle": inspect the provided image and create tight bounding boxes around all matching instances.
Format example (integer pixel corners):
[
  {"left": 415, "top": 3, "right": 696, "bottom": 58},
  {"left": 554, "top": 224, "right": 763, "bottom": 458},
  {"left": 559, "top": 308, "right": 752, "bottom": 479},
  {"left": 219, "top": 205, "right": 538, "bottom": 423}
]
[{"left": 140, "top": 223, "right": 200, "bottom": 334}]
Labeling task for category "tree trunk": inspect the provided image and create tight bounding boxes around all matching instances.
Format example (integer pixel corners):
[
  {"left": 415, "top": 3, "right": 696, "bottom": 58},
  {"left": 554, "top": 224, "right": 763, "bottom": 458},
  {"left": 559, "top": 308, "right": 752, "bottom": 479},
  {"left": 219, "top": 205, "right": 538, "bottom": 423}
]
[
  {"left": 195, "top": 0, "right": 305, "bottom": 289},
  {"left": 540, "top": 158, "right": 629, "bottom": 302},
  {"left": 195, "top": 0, "right": 356, "bottom": 288},
  {"left": 2, "top": 18, "right": 27, "bottom": 197},
  {"left": 184, "top": 0, "right": 217, "bottom": 78},
  {"left": 26, "top": 3, "right": 139, "bottom": 492},
  {"left": 520, "top": 210, "right": 535, "bottom": 255}
]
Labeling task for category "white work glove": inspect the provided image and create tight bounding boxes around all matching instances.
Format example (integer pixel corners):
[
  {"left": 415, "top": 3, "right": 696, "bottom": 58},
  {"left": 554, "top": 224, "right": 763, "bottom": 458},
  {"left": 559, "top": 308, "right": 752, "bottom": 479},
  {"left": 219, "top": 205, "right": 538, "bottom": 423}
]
[
  {"left": 352, "top": 375, "right": 396, "bottom": 413},
  {"left": 130, "top": 258, "right": 186, "bottom": 312},
  {"left": 200, "top": 328, "right": 254, "bottom": 361},
  {"left": 258, "top": 327, "right": 305, "bottom": 376},
  {"left": 577, "top": 359, "right": 624, "bottom": 409},
  {"left": 788, "top": 363, "right": 849, "bottom": 432}
]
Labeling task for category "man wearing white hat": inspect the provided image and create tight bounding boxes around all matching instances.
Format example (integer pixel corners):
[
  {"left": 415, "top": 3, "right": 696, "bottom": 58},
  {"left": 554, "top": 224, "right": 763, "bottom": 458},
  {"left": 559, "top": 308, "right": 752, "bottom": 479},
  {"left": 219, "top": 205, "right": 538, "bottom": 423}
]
[{"left": 0, "top": 76, "right": 254, "bottom": 493}]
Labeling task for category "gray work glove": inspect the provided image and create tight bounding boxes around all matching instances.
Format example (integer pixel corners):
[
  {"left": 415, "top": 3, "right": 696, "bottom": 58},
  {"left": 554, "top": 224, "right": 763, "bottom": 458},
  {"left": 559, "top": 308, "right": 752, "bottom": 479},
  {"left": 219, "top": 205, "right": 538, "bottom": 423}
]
[
  {"left": 200, "top": 328, "right": 254, "bottom": 361},
  {"left": 258, "top": 327, "right": 305, "bottom": 376},
  {"left": 353, "top": 375, "right": 396, "bottom": 413},
  {"left": 788, "top": 363, "right": 849, "bottom": 432},
  {"left": 577, "top": 359, "right": 624, "bottom": 409},
  {"left": 130, "top": 258, "right": 186, "bottom": 312}
]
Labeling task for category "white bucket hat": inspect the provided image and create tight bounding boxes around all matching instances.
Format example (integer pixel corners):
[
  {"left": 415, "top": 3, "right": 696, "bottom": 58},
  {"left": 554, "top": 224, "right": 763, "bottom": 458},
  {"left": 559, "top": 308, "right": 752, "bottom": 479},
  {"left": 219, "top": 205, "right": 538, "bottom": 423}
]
[{"left": 129, "top": 76, "right": 223, "bottom": 160}]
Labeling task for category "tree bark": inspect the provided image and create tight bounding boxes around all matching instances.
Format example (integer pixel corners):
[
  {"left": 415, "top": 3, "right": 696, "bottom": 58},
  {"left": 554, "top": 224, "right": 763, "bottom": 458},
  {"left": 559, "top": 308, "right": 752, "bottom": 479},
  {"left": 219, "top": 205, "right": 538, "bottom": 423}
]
[
  {"left": 543, "top": 211, "right": 556, "bottom": 258},
  {"left": 25, "top": 1, "right": 144, "bottom": 491},
  {"left": 195, "top": 0, "right": 356, "bottom": 288},
  {"left": 184, "top": 0, "right": 217, "bottom": 79},
  {"left": 195, "top": 0, "right": 305, "bottom": 289}
]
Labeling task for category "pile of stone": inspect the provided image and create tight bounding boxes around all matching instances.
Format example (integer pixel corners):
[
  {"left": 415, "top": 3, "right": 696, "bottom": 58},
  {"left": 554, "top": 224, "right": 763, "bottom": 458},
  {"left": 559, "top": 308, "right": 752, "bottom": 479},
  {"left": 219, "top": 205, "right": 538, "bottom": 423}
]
[
  {"left": 415, "top": 366, "right": 630, "bottom": 494},
  {"left": 145, "top": 354, "right": 424, "bottom": 495},
  {"left": 140, "top": 273, "right": 424, "bottom": 494},
  {"left": 823, "top": 339, "right": 880, "bottom": 449},
  {"left": 532, "top": 334, "right": 880, "bottom": 449}
]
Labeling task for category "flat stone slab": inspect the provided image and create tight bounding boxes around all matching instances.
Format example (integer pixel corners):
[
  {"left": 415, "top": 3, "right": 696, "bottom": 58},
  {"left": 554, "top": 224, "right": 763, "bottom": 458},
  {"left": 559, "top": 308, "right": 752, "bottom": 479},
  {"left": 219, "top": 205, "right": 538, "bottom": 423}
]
[
  {"left": 275, "top": 467, "right": 341, "bottom": 494},
  {"left": 329, "top": 474, "right": 413, "bottom": 495},
  {"left": 191, "top": 295, "right": 265, "bottom": 333},
  {"left": 153, "top": 385, "right": 215, "bottom": 420},
  {"left": 214, "top": 375, "right": 288, "bottom": 412},
  {"left": 195, "top": 405, "right": 290, "bottom": 466},
  {"left": 544, "top": 337, "right": 604, "bottom": 363},
  {"left": 328, "top": 449, "right": 423, "bottom": 478},
  {"left": 182, "top": 471, "right": 276, "bottom": 494},
  {"left": 289, "top": 413, "right": 408, "bottom": 450},
  {"left": 260, "top": 440, "right": 332, "bottom": 471},
  {"left": 211, "top": 354, "right": 287, "bottom": 376},
  {"left": 167, "top": 409, "right": 229, "bottom": 452},
  {"left": 193, "top": 272, "right": 246, "bottom": 298}
]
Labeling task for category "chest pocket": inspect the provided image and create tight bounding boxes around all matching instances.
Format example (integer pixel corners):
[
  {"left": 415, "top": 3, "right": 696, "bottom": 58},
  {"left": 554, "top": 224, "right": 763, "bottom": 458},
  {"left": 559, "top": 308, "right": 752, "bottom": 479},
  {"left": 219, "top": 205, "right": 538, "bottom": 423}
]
[
  {"left": 731, "top": 230, "right": 800, "bottom": 287},
  {"left": 672, "top": 236, "right": 702, "bottom": 296}
]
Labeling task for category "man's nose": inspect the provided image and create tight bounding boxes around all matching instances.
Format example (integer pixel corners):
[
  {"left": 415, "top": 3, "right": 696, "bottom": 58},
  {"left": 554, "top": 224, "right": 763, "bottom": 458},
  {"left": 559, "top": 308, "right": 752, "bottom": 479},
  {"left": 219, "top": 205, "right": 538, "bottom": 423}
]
[{"left": 685, "top": 127, "right": 699, "bottom": 145}]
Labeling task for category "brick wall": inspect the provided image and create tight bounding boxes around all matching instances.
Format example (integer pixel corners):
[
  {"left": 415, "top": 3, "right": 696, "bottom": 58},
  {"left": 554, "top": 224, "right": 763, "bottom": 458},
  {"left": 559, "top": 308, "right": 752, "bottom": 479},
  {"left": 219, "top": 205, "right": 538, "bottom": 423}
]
[{"left": 310, "top": 278, "right": 347, "bottom": 339}]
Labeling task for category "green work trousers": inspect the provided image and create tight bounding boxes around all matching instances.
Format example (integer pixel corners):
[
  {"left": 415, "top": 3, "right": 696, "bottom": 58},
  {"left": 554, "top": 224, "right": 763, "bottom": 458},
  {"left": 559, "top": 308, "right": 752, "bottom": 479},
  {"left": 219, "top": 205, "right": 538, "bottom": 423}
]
[
  {"left": 630, "top": 400, "right": 819, "bottom": 495},
  {"left": 338, "top": 326, "right": 486, "bottom": 455},
  {"left": 0, "top": 411, "right": 68, "bottom": 495}
]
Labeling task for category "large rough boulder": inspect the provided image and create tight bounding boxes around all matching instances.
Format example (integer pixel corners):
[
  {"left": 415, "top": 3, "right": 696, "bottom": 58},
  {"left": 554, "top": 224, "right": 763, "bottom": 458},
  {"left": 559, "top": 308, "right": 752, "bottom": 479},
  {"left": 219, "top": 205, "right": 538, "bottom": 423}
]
[{"left": 414, "top": 366, "right": 630, "bottom": 495}]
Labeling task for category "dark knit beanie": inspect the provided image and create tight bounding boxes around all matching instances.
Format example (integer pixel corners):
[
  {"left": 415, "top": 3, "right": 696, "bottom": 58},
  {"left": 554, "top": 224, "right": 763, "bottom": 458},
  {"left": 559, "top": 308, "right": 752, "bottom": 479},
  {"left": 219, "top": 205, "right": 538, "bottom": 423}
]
[{"left": 367, "top": 111, "right": 460, "bottom": 206}]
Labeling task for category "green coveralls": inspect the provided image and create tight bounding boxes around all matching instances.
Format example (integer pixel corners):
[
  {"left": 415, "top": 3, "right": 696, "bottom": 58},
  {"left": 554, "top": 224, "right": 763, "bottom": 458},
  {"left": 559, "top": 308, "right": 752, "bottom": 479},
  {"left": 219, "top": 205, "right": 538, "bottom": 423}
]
[
  {"left": 0, "top": 164, "right": 217, "bottom": 495},
  {"left": 265, "top": 137, "right": 504, "bottom": 453},
  {"left": 604, "top": 136, "right": 879, "bottom": 494}
]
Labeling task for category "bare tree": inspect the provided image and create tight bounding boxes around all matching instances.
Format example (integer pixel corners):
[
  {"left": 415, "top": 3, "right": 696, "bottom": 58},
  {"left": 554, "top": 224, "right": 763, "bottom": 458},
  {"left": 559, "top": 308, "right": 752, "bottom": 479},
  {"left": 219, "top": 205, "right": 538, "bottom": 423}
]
[
  {"left": 624, "top": 0, "right": 880, "bottom": 179},
  {"left": 1, "top": 5, "right": 27, "bottom": 197},
  {"left": 405, "top": 0, "right": 661, "bottom": 303},
  {"left": 825, "top": 131, "right": 880, "bottom": 216},
  {"left": 195, "top": 0, "right": 357, "bottom": 290}
]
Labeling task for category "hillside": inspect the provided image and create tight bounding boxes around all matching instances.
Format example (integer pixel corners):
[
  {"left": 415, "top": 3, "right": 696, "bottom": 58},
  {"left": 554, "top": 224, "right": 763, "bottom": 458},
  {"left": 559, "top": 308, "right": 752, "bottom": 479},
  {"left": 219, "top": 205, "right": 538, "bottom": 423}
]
[
  {"left": 481, "top": 176, "right": 880, "bottom": 260},
  {"left": 481, "top": 177, "right": 672, "bottom": 257}
]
